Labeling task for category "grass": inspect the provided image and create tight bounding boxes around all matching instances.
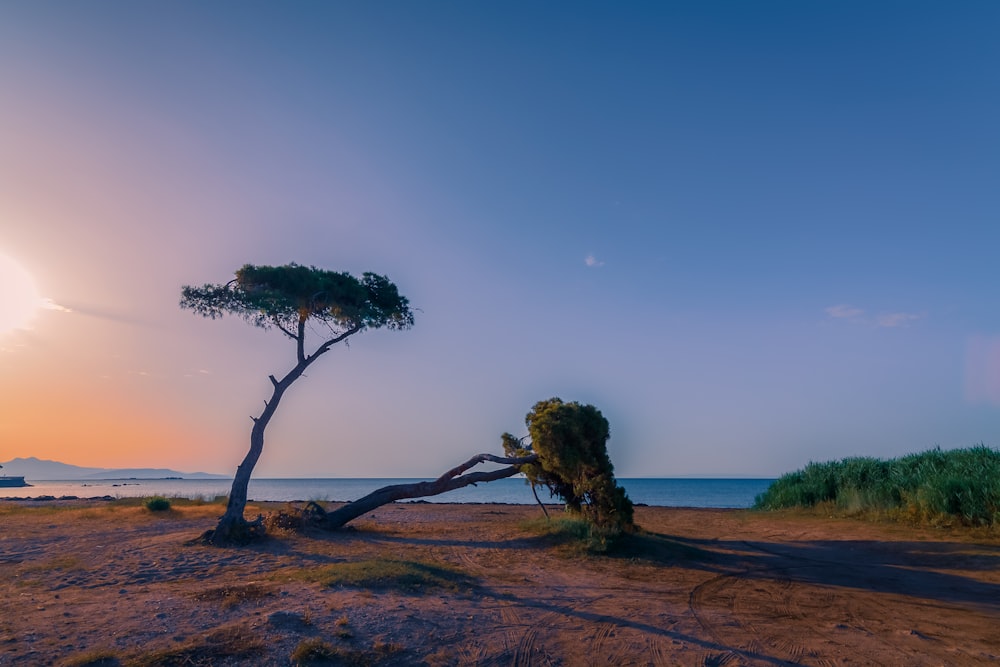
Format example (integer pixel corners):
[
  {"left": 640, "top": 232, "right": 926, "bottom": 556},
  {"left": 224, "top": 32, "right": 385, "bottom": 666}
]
[
  {"left": 21, "top": 554, "right": 84, "bottom": 573},
  {"left": 519, "top": 516, "right": 629, "bottom": 554},
  {"left": 754, "top": 445, "right": 1000, "bottom": 527},
  {"left": 290, "top": 637, "right": 403, "bottom": 666},
  {"left": 144, "top": 496, "right": 171, "bottom": 512},
  {"left": 191, "top": 582, "right": 273, "bottom": 608},
  {"left": 127, "top": 624, "right": 266, "bottom": 666},
  {"left": 294, "top": 558, "right": 475, "bottom": 594},
  {"left": 59, "top": 649, "right": 121, "bottom": 667}
]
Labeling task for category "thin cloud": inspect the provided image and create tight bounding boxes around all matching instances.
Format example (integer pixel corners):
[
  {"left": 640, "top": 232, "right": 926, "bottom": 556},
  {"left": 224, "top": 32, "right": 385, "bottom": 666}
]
[
  {"left": 826, "top": 304, "right": 924, "bottom": 329},
  {"left": 825, "top": 304, "right": 864, "bottom": 320},
  {"left": 876, "top": 312, "right": 923, "bottom": 328},
  {"left": 41, "top": 298, "right": 72, "bottom": 313},
  {"left": 584, "top": 254, "right": 605, "bottom": 268}
]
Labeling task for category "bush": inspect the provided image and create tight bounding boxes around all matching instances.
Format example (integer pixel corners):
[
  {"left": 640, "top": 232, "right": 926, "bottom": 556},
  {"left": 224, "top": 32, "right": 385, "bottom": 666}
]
[
  {"left": 503, "top": 398, "right": 634, "bottom": 537},
  {"left": 754, "top": 445, "right": 1000, "bottom": 527},
  {"left": 144, "top": 496, "right": 171, "bottom": 512}
]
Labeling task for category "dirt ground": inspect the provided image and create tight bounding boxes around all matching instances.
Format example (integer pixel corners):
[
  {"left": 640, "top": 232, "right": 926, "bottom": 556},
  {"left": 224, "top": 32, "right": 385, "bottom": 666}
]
[{"left": 1, "top": 500, "right": 999, "bottom": 666}]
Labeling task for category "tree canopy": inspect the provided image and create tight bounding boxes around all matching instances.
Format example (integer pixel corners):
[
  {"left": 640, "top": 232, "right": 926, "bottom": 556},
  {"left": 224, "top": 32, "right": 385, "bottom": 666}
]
[
  {"left": 504, "top": 398, "right": 634, "bottom": 535},
  {"left": 181, "top": 263, "right": 413, "bottom": 337}
]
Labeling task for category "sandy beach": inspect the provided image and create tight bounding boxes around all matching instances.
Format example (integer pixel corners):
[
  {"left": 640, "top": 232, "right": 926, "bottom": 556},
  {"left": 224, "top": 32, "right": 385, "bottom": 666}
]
[{"left": 1, "top": 500, "right": 998, "bottom": 666}]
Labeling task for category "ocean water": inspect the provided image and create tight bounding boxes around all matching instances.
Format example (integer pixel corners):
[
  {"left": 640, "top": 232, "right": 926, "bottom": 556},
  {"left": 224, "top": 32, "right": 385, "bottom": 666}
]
[{"left": 1, "top": 477, "right": 774, "bottom": 509}]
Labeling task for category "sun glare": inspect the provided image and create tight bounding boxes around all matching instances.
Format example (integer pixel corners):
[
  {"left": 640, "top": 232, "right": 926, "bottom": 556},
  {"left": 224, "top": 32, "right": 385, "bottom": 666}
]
[{"left": 0, "top": 252, "right": 43, "bottom": 334}]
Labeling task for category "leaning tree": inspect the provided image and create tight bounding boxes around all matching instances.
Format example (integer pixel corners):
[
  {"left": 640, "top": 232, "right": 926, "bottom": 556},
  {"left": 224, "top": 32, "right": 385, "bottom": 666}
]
[
  {"left": 300, "top": 397, "right": 633, "bottom": 538},
  {"left": 181, "top": 263, "right": 413, "bottom": 544},
  {"left": 503, "top": 398, "right": 634, "bottom": 535}
]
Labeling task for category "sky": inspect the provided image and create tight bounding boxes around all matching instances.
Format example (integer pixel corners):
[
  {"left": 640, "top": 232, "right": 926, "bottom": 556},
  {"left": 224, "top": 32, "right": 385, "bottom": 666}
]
[{"left": 1, "top": 2, "right": 998, "bottom": 478}]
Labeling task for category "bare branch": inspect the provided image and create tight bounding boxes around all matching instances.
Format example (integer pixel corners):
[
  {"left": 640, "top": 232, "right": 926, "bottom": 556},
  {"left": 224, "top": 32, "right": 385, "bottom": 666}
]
[
  {"left": 304, "top": 453, "right": 539, "bottom": 530},
  {"left": 309, "top": 325, "right": 363, "bottom": 362},
  {"left": 271, "top": 316, "right": 298, "bottom": 340},
  {"left": 435, "top": 453, "right": 538, "bottom": 484}
]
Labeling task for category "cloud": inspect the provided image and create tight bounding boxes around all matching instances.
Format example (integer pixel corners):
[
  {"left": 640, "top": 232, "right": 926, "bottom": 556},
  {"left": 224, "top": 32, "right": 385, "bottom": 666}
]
[
  {"left": 584, "top": 254, "right": 605, "bottom": 268},
  {"left": 876, "top": 312, "right": 923, "bottom": 328},
  {"left": 825, "top": 304, "right": 924, "bottom": 329},
  {"left": 825, "top": 304, "right": 864, "bottom": 320},
  {"left": 41, "top": 298, "right": 72, "bottom": 313}
]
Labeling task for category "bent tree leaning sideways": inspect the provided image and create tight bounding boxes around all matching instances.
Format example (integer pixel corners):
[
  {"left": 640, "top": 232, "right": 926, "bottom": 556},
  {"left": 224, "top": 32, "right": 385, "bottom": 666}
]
[{"left": 181, "top": 263, "right": 413, "bottom": 544}]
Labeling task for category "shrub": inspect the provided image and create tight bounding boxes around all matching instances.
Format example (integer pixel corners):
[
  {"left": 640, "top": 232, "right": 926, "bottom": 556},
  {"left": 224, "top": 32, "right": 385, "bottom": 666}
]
[
  {"left": 144, "top": 496, "right": 171, "bottom": 512},
  {"left": 503, "top": 398, "right": 634, "bottom": 537},
  {"left": 754, "top": 445, "right": 1000, "bottom": 527}
]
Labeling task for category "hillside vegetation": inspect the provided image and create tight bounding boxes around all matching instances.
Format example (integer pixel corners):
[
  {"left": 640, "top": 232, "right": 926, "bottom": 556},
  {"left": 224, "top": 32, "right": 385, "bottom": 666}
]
[{"left": 754, "top": 445, "right": 1000, "bottom": 527}]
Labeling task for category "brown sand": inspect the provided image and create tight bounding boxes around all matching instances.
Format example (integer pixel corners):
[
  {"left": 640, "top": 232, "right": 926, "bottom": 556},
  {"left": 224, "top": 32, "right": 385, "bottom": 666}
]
[{"left": 1, "top": 500, "right": 998, "bottom": 666}]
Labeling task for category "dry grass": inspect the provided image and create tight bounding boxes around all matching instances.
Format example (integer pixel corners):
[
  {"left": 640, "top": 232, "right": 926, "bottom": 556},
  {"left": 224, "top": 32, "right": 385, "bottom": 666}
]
[
  {"left": 289, "top": 637, "right": 404, "bottom": 666},
  {"left": 191, "top": 582, "right": 274, "bottom": 608},
  {"left": 294, "top": 557, "right": 475, "bottom": 594},
  {"left": 128, "top": 624, "right": 266, "bottom": 666},
  {"left": 4, "top": 501, "right": 999, "bottom": 666}
]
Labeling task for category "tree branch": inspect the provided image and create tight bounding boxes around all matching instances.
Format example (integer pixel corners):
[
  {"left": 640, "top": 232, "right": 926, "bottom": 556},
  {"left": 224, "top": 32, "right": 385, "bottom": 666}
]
[
  {"left": 309, "top": 325, "right": 363, "bottom": 362},
  {"left": 304, "top": 453, "right": 539, "bottom": 530},
  {"left": 272, "top": 316, "right": 298, "bottom": 340}
]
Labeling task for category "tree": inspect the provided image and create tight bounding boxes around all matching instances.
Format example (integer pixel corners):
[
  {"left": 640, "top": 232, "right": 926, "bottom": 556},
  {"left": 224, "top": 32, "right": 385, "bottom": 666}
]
[
  {"left": 302, "top": 398, "right": 634, "bottom": 537},
  {"left": 181, "top": 263, "right": 413, "bottom": 544},
  {"left": 503, "top": 398, "right": 634, "bottom": 535}
]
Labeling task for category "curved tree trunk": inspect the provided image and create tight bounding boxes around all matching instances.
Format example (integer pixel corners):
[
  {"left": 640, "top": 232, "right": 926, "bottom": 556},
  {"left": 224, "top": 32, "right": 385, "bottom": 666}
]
[
  {"left": 204, "top": 320, "right": 362, "bottom": 545},
  {"left": 305, "top": 453, "right": 539, "bottom": 530},
  {"left": 208, "top": 376, "right": 291, "bottom": 545}
]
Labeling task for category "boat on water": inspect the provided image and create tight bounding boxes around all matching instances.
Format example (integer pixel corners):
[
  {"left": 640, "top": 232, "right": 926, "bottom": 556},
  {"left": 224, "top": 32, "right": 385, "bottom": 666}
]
[{"left": 0, "top": 465, "right": 29, "bottom": 487}]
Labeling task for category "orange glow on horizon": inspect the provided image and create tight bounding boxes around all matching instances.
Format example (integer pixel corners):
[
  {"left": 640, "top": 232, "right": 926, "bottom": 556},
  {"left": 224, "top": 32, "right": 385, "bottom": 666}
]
[{"left": 0, "top": 378, "right": 231, "bottom": 472}]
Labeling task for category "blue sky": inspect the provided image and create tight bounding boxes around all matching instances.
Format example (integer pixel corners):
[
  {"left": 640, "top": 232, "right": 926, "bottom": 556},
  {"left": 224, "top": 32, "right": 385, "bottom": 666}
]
[{"left": 1, "top": 2, "right": 998, "bottom": 477}]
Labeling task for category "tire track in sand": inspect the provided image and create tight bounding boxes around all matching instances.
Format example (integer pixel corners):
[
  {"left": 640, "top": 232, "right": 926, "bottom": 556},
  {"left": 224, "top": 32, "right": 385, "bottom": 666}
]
[{"left": 688, "top": 539, "right": 926, "bottom": 667}]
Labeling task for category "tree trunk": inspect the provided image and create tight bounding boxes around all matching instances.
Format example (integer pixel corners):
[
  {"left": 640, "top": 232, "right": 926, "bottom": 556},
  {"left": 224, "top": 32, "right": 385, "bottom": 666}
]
[
  {"left": 207, "top": 375, "right": 293, "bottom": 545},
  {"left": 305, "top": 453, "right": 539, "bottom": 530}
]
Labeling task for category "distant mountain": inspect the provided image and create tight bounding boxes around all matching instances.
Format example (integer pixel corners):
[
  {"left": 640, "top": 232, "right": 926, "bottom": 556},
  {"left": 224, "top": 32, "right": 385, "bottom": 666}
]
[{"left": 0, "top": 457, "right": 227, "bottom": 480}]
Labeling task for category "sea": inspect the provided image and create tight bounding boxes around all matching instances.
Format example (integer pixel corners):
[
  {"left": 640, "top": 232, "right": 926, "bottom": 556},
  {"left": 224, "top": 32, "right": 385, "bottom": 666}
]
[{"left": 1, "top": 477, "right": 774, "bottom": 509}]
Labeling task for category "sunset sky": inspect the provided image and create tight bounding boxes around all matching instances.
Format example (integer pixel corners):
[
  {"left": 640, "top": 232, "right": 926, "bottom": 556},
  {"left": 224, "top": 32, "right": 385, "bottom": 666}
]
[{"left": 2, "top": 2, "right": 998, "bottom": 478}]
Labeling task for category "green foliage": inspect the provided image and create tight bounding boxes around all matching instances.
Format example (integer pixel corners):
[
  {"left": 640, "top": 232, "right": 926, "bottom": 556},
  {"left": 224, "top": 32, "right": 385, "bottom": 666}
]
[
  {"left": 180, "top": 263, "right": 413, "bottom": 336},
  {"left": 296, "top": 558, "right": 474, "bottom": 594},
  {"left": 754, "top": 445, "right": 1000, "bottom": 526},
  {"left": 520, "top": 516, "right": 622, "bottom": 554},
  {"left": 504, "top": 398, "right": 634, "bottom": 536},
  {"left": 143, "top": 496, "right": 171, "bottom": 512}
]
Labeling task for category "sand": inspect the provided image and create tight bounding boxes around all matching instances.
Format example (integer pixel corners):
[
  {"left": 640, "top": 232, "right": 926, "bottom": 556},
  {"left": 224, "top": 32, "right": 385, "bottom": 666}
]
[{"left": 1, "top": 500, "right": 998, "bottom": 666}]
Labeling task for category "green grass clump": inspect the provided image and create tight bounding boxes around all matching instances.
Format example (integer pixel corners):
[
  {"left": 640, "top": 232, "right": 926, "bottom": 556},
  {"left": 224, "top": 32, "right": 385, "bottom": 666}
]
[
  {"left": 754, "top": 445, "right": 1000, "bottom": 526},
  {"left": 520, "top": 516, "right": 626, "bottom": 554},
  {"left": 296, "top": 558, "right": 473, "bottom": 594},
  {"left": 290, "top": 638, "right": 339, "bottom": 664},
  {"left": 143, "top": 497, "right": 172, "bottom": 512},
  {"left": 290, "top": 637, "right": 402, "bottom": 666}
]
